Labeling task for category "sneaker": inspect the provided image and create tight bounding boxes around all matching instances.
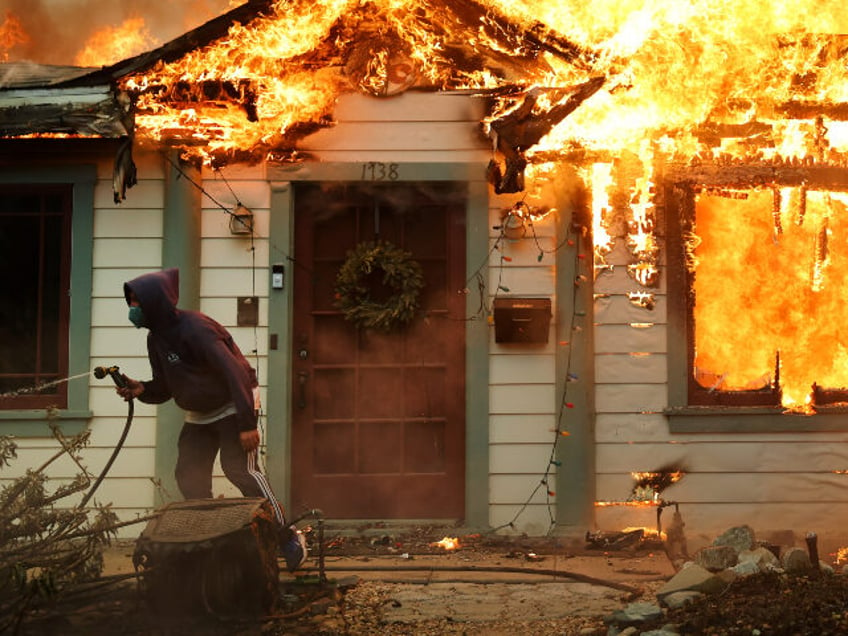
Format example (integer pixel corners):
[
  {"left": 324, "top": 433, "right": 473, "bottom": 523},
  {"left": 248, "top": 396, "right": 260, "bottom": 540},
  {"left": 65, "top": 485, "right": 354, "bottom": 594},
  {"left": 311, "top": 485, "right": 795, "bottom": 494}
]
[{"left": 281, "top": 525, "right": 308, "bottom": 573}]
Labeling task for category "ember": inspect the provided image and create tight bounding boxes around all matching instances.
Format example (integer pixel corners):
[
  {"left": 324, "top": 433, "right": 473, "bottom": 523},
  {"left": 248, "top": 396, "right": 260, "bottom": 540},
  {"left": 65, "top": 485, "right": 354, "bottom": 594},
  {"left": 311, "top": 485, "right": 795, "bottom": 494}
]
[{"left": 431, "top": 536, "right": 460, "bottom": 551}]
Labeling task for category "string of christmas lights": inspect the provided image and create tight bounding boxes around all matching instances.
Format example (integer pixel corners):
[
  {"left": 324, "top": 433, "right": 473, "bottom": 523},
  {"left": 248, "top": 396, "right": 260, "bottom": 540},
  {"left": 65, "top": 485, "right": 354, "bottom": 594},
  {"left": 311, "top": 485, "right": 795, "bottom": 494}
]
[{"left": 488, "top": 215, "right": 587, "bottom": 535}]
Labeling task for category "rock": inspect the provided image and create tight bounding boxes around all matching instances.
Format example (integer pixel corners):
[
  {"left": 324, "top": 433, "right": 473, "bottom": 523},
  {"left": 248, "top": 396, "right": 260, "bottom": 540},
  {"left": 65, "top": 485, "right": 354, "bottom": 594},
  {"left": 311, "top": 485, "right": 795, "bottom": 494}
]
[
  {"left": 694, "top": 545, "right": 738, "bottom": 571},
  {"left": 738, "top": 546, "right": 779, "bottom": 571},
  {"left": 604, "top": 601, "right": 663, "bottom": 627},
  {"left": 660, "top": 590, "right": 705, "bottom": 610},
  {"left": 712, "top": 525, "right": 756, "bottom": 553},
  {"left": 782, "top": 546, "right": 812, "bottom": 573},
  {"left": 731, "top": 560, "right": 762, "bottom": 577},
  {"left": 656, "top": 563, "right": 727, "bottom": 601}
]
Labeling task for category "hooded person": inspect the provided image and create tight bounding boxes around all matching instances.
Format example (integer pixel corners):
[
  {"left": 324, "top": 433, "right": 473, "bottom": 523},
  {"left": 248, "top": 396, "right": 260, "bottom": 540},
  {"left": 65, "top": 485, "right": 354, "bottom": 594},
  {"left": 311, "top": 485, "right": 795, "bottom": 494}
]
[{"left": 116, "top": 267, "right": 306, "bottom": 572}]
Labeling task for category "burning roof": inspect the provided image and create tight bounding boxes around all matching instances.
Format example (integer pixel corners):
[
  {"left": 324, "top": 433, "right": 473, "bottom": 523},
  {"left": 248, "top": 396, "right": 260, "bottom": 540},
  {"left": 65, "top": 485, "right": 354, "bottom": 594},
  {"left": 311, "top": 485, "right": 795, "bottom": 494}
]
[{"left": 2, "top": 1, "right": 848, "bottom": 198}]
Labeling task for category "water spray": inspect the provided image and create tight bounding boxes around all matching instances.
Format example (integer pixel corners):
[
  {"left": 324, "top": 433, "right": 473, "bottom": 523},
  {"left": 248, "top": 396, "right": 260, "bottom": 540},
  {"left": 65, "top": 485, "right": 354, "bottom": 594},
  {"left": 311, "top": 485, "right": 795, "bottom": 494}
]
[{"left": 80, "top": 365, "right": 134, "bottom": 508}]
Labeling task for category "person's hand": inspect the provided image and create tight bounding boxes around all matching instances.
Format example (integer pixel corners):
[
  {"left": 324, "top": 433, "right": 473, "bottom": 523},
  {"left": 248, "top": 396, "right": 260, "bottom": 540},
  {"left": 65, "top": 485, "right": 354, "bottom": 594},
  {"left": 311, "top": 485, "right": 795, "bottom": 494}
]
[
  {"left": 240, "top": 429, "right": 260, "bottom": 452},
  {"left": 116, "top": 377, "right": 143, "bottom": 402}
]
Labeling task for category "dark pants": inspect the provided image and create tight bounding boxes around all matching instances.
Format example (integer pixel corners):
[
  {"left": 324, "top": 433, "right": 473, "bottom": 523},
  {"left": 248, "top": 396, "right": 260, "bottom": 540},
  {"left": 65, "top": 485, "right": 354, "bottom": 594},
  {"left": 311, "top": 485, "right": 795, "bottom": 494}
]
[{"left": 175, "top": 414, "right": 286, "bottom": 526}]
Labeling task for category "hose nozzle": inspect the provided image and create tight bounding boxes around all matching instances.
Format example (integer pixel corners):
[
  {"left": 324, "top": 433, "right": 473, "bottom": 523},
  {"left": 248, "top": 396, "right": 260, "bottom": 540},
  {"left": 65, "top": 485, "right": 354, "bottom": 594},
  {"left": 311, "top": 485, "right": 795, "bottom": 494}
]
[{"left": 94, "top": 365, "right": 126, "bottom": 388}]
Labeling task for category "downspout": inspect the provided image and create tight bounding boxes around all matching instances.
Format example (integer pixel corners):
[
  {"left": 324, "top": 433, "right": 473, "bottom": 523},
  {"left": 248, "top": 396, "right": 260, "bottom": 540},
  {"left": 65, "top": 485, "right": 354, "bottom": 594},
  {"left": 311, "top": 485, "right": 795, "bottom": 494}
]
[{"left": 155, "top": 151, "right": 202, "bottom": 502}]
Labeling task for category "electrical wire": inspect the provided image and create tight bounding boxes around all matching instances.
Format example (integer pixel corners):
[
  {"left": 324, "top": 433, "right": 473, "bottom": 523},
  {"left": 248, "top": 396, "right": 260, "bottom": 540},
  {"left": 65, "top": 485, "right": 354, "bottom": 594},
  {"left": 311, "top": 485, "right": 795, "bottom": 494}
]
[{"left": 160, "top": 155, "right": 587, "bottom": 531}]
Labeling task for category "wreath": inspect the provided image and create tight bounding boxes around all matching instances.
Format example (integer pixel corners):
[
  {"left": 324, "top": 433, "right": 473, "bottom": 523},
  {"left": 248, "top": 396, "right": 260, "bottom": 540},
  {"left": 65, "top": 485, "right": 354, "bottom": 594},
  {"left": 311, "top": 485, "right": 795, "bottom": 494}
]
[{"left": 334, "top": 240, "right": 424, "bottom": 331}]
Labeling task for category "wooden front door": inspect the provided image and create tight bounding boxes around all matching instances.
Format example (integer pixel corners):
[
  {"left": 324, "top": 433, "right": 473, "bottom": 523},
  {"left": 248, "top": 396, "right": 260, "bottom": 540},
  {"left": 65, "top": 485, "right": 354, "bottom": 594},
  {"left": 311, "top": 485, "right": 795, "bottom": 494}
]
[{"left": 291, "top": 182, "right": 466, "bottom": 519}]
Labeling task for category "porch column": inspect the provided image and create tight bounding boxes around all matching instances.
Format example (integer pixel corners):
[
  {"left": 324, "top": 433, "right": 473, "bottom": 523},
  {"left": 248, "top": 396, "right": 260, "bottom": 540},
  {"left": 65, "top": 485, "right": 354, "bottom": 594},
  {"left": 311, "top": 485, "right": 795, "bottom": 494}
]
[
  {"left": 554, "top": 170, "right": 596, "bottom": 532},
  {"left": 154, "top": 152, "right": 202, "bottom": 501}
]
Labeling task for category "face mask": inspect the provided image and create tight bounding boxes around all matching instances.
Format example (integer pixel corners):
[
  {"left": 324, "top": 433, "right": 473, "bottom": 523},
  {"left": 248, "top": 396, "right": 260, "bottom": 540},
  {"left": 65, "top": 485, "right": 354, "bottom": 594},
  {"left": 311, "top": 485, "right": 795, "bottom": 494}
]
[{"left": 128, "top": 305, "right": 147, "bottom": 329}]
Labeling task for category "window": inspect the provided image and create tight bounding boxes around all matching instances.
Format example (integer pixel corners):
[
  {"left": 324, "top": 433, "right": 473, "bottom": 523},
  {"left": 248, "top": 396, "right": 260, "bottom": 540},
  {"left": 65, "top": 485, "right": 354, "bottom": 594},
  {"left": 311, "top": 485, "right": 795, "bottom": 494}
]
[
  {"left": 0, "top": 185, "right": 72, "bottom": 409},
  {"left": 667, "top": 169, "right": 848, "bottom": 426},
  {"left": 0, "top": 163, "right": 95, "bottom": 434}
]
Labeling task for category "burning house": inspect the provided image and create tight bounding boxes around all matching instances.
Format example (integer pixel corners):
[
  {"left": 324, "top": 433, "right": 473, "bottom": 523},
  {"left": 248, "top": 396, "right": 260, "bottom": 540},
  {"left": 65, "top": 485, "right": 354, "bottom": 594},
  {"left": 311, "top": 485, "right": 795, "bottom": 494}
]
[{"left": 3, "top": 0, "right": 848, "bottom": 551}]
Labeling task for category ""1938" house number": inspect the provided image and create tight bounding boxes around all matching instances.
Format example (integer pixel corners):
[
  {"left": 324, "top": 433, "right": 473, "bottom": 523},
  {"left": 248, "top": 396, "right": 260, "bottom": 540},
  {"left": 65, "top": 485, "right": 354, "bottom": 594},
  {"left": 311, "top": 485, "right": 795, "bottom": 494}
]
[{"left": 361, "top": 162, "right": 400, "bottom": 181}]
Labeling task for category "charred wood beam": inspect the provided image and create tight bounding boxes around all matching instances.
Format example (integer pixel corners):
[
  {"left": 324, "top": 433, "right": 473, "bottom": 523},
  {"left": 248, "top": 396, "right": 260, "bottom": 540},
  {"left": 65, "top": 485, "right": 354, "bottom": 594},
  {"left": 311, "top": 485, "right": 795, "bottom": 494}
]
[
  {"left": 488, "top": 76, "right": 605, "bottom": 193},
  {"left": 695, "top": 121, "right": 774, "bottom": 145},
  {"left": 664, "top": 163, "right": 848, "bottom": 189},
  {"left": 445, "top": 0, "right": 598, "bottom": 70},
  {"left": 57, "top": 0, "right": 277, "bottom": 87},
  {"left": 778, "top": 101, "right": 848, "bottom": 121},
  {"left": 131, "top": 79, "right": 259, "bottom": 121},
  {"left": 717, "top": 98, "right": 848, "bottom": 122},
  {"left": 812, "top": 383, "right": 848, "bottom": 406}
]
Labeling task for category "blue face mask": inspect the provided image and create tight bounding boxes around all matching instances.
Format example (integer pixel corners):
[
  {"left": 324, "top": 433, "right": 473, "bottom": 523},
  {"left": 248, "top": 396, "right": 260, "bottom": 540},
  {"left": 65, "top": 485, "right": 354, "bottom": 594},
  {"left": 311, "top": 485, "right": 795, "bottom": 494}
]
[{"left": 128, "top": 305, "right": 147, "bottom": 329}]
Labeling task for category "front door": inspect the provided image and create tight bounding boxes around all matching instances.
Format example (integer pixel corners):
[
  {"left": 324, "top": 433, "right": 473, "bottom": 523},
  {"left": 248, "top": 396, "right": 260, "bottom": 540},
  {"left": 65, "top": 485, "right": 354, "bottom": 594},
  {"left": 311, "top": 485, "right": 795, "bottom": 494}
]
[{"left": 291, "top": 182, "right": 466, "bottom": 519}]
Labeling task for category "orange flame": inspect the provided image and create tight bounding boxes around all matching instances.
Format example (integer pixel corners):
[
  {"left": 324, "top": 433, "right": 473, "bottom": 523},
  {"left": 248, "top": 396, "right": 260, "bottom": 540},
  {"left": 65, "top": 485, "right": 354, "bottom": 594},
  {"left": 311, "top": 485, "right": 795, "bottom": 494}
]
[
  {"left": 594, "top": 500, "right": 657, "bottom": 508},
  {"left": 692, "top": 189, "right": 848, "bottom": 406},
  {"left": 0, "top": 11, "right": 28, "bottom": 62},
  {"left": 75, "top": 17, "right": 157, "bottom": 67},
  {"left": 431, "top": 536, "right": 460, "bottom": 551}
]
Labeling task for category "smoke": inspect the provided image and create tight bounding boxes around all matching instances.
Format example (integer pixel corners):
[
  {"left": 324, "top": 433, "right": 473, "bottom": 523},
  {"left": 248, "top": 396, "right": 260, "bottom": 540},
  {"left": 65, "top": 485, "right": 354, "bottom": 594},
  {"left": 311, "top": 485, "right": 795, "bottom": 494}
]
[{"left": 1, "top": 0, "right": 233, "bottom": 66}]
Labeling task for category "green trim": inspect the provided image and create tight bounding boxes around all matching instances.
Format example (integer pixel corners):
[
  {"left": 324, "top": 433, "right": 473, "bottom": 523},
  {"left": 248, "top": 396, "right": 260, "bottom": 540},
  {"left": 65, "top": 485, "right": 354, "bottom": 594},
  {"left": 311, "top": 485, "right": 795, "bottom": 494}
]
[
  {"left": 554, "top": 175, "right": 595, "bottom": 530},
  {"left": 665, "top": 185, "right": 691, "bottom": 409},
  {"left": 667, "top": 408, "right": 848, "bottom": 433},
  {"left": 0, "top": 410, "right": 93, "bottom": 436},
  {"left": 265, "top": 163, "right": 490, "bottom": 527},
  {"left": 266, "top": 181, "right": 295, "bottom": 502},
  {"left": 0, "top": 165, "right": 96, "bottom": 437},
  {"left": 268, "top": 162, "right": 486, "bottom": 183},
  {"left": 154, "top": 154, "right": 202, "bottom": 501},
  {"left": 464, "top": 179, "right": 490, "bottom": 530}
]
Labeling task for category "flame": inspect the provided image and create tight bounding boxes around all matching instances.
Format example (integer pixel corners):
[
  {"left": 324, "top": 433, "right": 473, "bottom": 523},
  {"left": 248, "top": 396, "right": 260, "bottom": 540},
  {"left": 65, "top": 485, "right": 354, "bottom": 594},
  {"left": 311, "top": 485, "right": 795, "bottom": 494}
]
[
  {"left": 0, "top": 11, "right": 28, "bottom": 62},
  {"left": 75, "top": 18, "right": 157, "bottom": 67},
  {"left": 15, "top": 0, "right": 848, "bottom": 401},
  {"left": 431, "top": 536, "right": 460, "bottom": 550},
  {"left": 594, "top": 500, "right": 657, "bottom": 508},
  {"left": 692, "top": 188, "right": 848, "bottom": 406}
]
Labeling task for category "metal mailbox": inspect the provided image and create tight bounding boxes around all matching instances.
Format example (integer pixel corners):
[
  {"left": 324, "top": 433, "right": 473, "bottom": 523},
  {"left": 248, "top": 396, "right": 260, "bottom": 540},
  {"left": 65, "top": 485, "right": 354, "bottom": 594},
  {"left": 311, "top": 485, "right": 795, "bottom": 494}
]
[{"left": 493, "top": 297, "right": 551, "bottom": 343}]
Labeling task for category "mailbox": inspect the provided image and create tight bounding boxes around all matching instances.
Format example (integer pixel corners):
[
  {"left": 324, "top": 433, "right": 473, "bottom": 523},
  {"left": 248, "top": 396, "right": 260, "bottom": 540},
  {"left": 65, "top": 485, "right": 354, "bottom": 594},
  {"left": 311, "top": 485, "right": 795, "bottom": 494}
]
[{"left": 493, "top": 297, "right": 551, "bottom": 343}]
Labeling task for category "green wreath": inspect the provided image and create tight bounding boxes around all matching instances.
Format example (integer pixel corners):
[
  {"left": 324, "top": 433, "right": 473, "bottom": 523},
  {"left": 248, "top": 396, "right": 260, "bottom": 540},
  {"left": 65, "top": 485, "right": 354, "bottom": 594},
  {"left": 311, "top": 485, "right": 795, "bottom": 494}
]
[{"left": 334, "top": 240, "right": 424, "bottom": 331}]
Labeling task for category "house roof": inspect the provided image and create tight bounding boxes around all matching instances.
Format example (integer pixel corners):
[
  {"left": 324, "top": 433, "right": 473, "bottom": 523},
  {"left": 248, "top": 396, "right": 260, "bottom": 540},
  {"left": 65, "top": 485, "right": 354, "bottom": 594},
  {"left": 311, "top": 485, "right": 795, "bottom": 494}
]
[
  {"left": 0, "top": 62, "right": 98, "bottom": 90},
  {"left": 0, "top": 0, "right": 605, "bottom": 198}
]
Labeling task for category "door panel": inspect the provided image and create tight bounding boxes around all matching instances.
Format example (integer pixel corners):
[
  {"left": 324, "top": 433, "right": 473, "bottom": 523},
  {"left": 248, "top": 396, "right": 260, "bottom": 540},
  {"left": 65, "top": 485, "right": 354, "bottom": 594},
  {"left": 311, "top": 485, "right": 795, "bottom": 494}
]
[{"left": 291, "top": 182, "right": 466, "bottom": 519}]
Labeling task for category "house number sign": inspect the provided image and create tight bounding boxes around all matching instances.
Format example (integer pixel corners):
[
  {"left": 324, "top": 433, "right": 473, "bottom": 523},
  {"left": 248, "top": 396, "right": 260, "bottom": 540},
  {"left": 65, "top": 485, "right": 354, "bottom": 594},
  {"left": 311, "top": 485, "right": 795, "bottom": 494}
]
[{"left": 361, "top": 162, "right": 400, "bottom": 181}]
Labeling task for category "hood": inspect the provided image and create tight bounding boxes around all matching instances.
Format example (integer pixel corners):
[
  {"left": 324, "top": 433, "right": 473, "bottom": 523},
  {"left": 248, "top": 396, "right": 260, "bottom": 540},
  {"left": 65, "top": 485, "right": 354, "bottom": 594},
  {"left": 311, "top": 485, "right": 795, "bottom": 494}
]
[{"left": 124, "top": 268, "right": 180, "bottom": 331}]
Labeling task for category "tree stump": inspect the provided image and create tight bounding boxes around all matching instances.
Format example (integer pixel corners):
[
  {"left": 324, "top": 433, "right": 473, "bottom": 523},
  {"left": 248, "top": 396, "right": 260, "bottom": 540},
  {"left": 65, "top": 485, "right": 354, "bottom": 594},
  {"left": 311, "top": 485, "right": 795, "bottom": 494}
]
[{"left": 132, "top": 498, "right": 279, "bottom": 618}]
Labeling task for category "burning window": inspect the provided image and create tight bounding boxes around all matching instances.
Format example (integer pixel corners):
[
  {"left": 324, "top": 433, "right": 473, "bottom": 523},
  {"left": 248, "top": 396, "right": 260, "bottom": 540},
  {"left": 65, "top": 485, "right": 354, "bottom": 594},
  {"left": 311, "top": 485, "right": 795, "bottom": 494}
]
[{"left": 671, "top": 176, "right": 848, "bottom": 410}]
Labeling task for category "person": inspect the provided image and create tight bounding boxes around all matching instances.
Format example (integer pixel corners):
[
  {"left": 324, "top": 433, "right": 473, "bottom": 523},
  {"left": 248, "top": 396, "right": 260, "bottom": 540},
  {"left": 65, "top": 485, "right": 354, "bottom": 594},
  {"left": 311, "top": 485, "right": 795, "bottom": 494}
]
[{"left": 116, "top": 267, "right": 306, "bottom": 572}]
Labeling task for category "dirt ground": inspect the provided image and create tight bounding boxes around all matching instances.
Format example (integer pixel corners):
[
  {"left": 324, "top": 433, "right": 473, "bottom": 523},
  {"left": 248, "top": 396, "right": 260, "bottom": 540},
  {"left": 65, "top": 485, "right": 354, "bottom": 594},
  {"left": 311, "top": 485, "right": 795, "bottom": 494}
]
[
  {"left": 15, "top": 527, "right": 848, "bottom": 635},
  {"left": 15, "top": 529, "right": 675, "bottom": 636}
]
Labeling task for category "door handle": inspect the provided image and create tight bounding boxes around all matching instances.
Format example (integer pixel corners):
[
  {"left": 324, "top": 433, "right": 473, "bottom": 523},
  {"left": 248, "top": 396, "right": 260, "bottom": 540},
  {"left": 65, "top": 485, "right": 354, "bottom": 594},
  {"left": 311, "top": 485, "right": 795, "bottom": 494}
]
[{"left": 297, "top": 371, "right": 308, "bottom": 409}]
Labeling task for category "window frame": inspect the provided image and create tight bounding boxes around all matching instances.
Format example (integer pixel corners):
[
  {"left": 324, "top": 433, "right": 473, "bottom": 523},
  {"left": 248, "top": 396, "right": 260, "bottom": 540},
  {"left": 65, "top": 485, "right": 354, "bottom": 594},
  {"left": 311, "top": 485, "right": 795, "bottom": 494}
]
[
  {"left": 0, "top": 184, "right": 73, "bottom": 409},
  {"left": 664, "top": 165, "right": 848, "bottom": 433},
  {"left": 0, "top": 164, "right": 95, "bottom": 436}
]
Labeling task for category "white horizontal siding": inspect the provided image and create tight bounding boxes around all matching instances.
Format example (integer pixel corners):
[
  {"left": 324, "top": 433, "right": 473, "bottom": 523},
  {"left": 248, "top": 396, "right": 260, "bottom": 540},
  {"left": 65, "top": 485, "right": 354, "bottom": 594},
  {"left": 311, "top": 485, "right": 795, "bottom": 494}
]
[
  {"left": 489, "top": 504, "right": 554, "bottom": 536},
  {"left": 482, "top": 188, "right": 564, "bottom": 534},
  {"left": 593, "top": 233, "right": 848, "bottom": 551},
  {"left": 490, "top": 475, "right": 552, "bottom": 505},
  {"left": 490, "top": 414, "right": 558, "bottom": 444}
]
